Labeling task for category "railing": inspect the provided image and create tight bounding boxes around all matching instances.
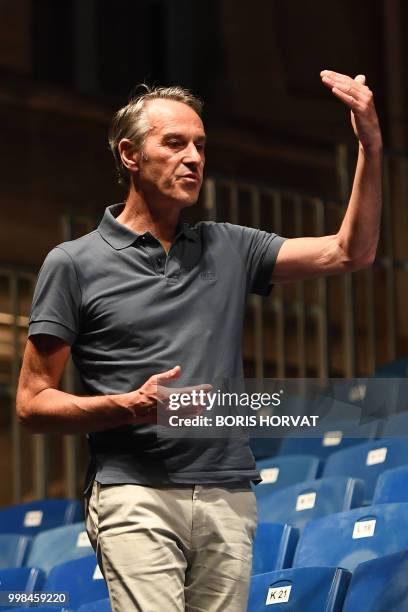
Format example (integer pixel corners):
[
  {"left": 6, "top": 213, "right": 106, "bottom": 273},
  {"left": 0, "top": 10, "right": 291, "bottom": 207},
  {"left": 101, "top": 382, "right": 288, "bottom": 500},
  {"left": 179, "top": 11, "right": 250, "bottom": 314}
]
[
  {"left": 203, "top": 147, "right": 408, "bottom": 379},
  {"left": 0, "top": 217, "right": 95, "bottom": 504}
]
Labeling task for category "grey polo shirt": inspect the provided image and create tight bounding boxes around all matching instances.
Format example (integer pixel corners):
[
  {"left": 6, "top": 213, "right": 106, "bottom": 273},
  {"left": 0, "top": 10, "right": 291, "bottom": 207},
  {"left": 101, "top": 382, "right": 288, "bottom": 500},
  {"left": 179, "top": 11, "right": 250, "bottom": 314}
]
[{"left": 28, "top": 203, "right": 286, "bottom": 489}]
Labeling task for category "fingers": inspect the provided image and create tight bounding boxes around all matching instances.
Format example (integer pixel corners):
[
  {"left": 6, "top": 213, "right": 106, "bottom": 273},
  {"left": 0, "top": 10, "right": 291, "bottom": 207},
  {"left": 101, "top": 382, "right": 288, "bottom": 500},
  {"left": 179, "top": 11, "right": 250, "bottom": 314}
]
[
  {"left": 321, "top": 70, "right": 366, "bottom": 83},
  {"left": 142, "top": 366, "right": 182, "bottom": 400},
  {"left": 331, "top": 87, "right": 359, "bottom": 109},
  {"left": 155, "top": 365, "right": 181, "bottom": 383},
  {"left": 320, "top": 69, "right": 373, "bottom": 111},
  {"left": 354, "top": 74, "right": 366, "bottom": 85},
  {"left": 320, "top": 70, "right": 368, "bottom": 95}
]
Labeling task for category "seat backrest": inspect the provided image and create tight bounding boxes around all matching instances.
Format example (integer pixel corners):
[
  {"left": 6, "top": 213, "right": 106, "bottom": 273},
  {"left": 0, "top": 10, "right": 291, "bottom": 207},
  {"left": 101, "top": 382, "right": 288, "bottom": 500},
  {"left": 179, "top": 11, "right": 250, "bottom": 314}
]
[
  {"left": 250, "top": 394, "right": 310, "bottom": 460},
  {"left": 0, "top": 533, "right": 31, "bottom": 569},
  {"left": 362, "top": 377, "right": 408, "bottom": 423},
  {"left": 378, "top": 410, "right": 408, "bottom": 438},
  {"left": 0, "top": 566, "right": 45, "bottom": 600},
  {"left": 293, "top": 502, "right": 408, "bottom": 572},
  {"left": 0, "top": 499, "right": 82, "bottom": 536},
  {"left": 26, "top": 522, "right": 93, "bottom": 575},
  {"left": 252, "top": 523, "right": 299, "bottom": 575},
  {"left": 44, "top": 554, "right": 108, "bottom": 610},
  {"left": 256, "top": 455, "right": 320, "bottom": 493},
  {"left": 257, "top": 476, "right": 364, "bottom": 531},
  {"left": 323, "top": 438, "right": 408, "bottom": 502},
  {"left": 343, "top": 550, "right": 408, "bottom": 611},
  {"left": 373, "top": 465, "right": 408, "bottom": 504},
  {"left": 279, "top": 420, "right": 378, "bottom": 461},
  {"left": 248, "top": 567, "right": 351, "bottom": 612}
]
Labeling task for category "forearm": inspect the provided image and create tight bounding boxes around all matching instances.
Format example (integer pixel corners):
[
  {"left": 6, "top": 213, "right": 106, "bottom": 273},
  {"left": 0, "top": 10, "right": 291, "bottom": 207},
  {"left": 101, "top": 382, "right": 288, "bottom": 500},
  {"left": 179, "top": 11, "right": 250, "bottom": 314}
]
[
  {"left": 336, "top": 143, "right": 382, "bottom": 268},
  {"left": 17, "top": 387, "right": 146, "bottom": 434}
]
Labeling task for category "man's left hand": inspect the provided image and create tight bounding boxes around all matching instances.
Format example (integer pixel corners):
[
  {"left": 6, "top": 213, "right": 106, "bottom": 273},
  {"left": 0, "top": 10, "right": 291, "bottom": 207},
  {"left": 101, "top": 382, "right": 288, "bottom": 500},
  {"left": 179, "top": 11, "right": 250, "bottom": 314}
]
[{"left": 320, "top": 70, "right": 382, "bottom": 154}]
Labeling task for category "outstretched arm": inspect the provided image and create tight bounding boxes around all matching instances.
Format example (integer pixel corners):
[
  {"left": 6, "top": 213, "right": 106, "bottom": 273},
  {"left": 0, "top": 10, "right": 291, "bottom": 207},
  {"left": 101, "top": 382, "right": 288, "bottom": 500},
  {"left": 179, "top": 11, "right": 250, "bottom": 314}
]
[{"left": 272, "top": 70, "right": 382, "bottom": 284}]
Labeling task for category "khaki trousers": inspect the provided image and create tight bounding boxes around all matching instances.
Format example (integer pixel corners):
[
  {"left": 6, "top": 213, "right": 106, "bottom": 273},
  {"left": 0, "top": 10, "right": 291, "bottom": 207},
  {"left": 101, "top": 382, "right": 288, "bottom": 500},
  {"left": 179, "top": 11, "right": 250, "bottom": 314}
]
[{"left": 85, "top": 481, "right": 257, "bottom": 612}]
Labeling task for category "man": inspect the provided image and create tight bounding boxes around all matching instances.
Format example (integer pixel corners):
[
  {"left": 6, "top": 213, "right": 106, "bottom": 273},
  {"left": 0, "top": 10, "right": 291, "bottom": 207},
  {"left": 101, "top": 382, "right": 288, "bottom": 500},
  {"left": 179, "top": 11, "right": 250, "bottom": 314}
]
[{"left": 16, "top": 71, "right": 382, "bottom": 611}]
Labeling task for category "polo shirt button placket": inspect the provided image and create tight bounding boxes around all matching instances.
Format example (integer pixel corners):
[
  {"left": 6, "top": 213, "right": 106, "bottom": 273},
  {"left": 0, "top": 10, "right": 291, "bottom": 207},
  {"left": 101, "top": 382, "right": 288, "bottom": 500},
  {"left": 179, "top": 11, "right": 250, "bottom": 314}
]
[{"left": 156, "top": 256, "right": 165, "bottom": 275}]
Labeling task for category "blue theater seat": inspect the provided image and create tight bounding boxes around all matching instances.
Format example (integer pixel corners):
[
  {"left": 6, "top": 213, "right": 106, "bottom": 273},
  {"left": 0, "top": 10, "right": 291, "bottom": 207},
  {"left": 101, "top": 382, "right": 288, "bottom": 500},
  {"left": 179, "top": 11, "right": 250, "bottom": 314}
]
[
  {"left": 77, "top": 598, "right": 112, "bottom": 612},
  {"left": 250, "top": 394, "right": 313, "bottom": 460},
  {"left": 373, "top": 465, "right": 408, "bottom": 504},
  {"left": 257, "top": 476, "right": 365, "bottom": 530},
  {"left": 44, "top": 554, "right": 108, "bottom": 610},
  {"left": 26, "top": 522, "right": 93, "bottom": 575},
  {"left": 0, "top": 499, "right": 82, "bottom": 536},
  {"left": 342, "top": 550, "right": 408, "bottom": 611},
  {"left": 361, "top": 376, "right": 408, "bottom": 421},
  {"left": 278, "top": 418, "right": 378, "bottom": 461},
  {"left": 252, "top": 523, "right": 298, "bottom": 575},
  {"left": 323, "top": 438, "right": 408, "bottom": 503},
  {"left": 0, "top": 567, "right": 45, "bottom": 610},
  {"left": 248, "top": 566, "right": 351, "bottom": 611},
  {"left": 378, "top": 410, "right": 408, "bottom": 438},
  {"left": 293, "top": 502, "right": 408, "bottom": 572},
  {"left": 256, "top": 455, "right": 320, "bottom": 493},
  {"left": 0, "top": 534, "right": 31, "bottom": 568}
]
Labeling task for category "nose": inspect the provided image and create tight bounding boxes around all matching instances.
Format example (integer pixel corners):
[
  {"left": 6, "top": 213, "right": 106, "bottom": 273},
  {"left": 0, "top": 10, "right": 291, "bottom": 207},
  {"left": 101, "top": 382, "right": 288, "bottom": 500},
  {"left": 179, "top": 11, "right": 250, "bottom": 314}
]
[{"left": 183, "top": 142, "right": 203, "bottom": 165}]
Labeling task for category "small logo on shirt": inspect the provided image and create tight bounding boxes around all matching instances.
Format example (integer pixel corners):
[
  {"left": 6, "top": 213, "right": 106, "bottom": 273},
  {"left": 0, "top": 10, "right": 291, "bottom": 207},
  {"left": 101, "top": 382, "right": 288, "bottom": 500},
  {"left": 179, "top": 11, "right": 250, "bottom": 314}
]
[{"left": 200, "top": 271, "right": 216, "bottom": 280}]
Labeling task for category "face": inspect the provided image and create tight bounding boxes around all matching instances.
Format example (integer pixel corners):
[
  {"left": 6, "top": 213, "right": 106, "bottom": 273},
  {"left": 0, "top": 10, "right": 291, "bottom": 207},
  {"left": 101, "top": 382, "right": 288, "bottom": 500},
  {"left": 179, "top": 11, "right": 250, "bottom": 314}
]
[{"left": 136, "top": 98, "right": 206, "bottom": 207}]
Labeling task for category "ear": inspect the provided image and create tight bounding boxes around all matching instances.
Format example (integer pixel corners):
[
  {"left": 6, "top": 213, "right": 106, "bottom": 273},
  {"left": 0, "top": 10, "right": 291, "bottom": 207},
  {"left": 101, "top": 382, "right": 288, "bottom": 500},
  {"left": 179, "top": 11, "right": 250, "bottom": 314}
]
[{"left": 118, "top": 138, "right": 140, "bottom": 173}]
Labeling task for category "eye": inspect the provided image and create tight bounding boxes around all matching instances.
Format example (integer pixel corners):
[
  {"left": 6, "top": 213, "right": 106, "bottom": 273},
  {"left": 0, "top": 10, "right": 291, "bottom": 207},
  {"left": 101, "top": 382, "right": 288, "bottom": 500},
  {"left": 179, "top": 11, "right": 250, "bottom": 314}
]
[{"left": 167, "top": 138, "right": 183, "bottom": 148}]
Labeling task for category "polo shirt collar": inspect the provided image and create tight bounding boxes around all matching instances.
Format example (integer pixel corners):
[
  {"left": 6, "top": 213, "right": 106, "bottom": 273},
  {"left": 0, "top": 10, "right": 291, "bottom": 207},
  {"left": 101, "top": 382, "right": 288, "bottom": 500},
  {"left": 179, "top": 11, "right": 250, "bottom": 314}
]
[
  {"left": 179, "top": 223, "right": 199, "bottom": 242},
  {"left": 97, "top": 203, "right": 199, "bottom": 250}
]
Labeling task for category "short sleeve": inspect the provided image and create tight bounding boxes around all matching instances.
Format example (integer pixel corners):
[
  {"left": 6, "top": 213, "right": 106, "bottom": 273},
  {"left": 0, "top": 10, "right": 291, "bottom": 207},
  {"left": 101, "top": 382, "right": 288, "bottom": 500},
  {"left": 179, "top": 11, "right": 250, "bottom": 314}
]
[
  {"left": 28, "top": 246, "right": 82, "bottom": 345},
  {"left": 222, "top": 224, "right": 286, "bottom": 296}
]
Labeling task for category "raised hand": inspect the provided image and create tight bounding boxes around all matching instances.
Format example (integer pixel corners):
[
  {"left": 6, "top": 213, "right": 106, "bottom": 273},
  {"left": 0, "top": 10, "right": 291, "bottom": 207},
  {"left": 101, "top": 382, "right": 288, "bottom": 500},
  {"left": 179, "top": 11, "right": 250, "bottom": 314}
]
[{"left": 320, "top": 70, "right": 382, "bottom": 154}]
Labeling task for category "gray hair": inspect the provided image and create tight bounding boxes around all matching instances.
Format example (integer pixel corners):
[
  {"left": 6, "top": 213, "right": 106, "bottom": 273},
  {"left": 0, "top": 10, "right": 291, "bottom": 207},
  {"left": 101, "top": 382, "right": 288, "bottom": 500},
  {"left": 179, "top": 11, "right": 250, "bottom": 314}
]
[{"left": 108, "top": 84, "right": 203, "bottom": 188}]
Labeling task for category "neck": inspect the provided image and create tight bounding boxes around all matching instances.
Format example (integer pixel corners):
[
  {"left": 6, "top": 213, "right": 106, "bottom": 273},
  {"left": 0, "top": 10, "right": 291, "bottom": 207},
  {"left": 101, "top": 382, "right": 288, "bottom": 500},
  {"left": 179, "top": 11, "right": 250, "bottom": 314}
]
[{"left": 116, "top": 186, "right": 181, "bottom": 249}]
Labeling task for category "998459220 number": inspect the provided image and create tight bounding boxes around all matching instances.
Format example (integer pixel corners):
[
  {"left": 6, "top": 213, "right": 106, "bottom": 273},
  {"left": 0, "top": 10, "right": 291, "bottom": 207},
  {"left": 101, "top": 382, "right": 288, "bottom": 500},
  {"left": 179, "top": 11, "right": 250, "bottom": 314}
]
[{"left": 0, "top": 591, "right": 69, "bottom": 607}]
